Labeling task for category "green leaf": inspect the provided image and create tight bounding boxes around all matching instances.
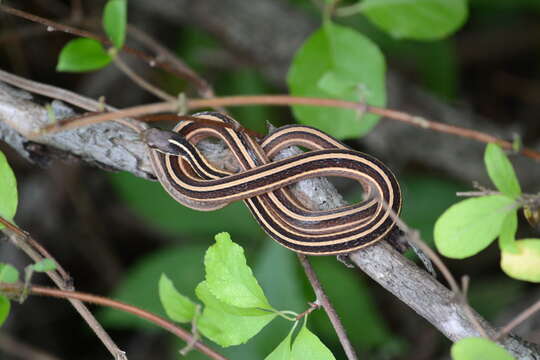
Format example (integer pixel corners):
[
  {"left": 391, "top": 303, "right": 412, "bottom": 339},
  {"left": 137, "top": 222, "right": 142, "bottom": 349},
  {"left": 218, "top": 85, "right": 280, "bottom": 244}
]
[
  {"left": 0, "top": 264, "right": 19, "bottom": 284},
  {"left": 0, "top": 151, "right": 18, "bottom": 229},
  {"left": 434, "top": 195, "right": 516, "bottom": 259},
  {"left": 159, "top": 273, "right": 197, "bottom": 323},
  {"left": 103, "top": 0, "right": 127, "bottom": 48},
  {"left": 451, "top": 337, "right": 515, "bottom": 360},
  {"left": 31, "top": 259, "right": 57, "bottom": 273},
  {"left": 361, "top": 0, "right": 468, "bottom": 40},
  {"left": 287, "top": 22, "right": 386, "bottom": 139},
  {"left": 100, "top": 245, "right": 206, "bottom": 329},
  {"left": 291, "top": 321, "right": 336, "bottom": 360},
  {"left": 498, "top": 211, "right": 519, "bottom": 253},
  {"left": 484, "top": 143, "right": 521, "bottom": 199},
  {"left": 501, "top": 239, "right": 540, "bottom": 283},
  {"left": 205, "top": 233, "right": 272, "bottom": 309},
  {"left": 0, "top": 296, "right": 10, "bottom": 327},
  {"left": 109, "top": 172, "right": 261, "bottom": 237},
  {"left": 57, "top": 38, "right": 112, "bottom": 72},
  {"left": 264, "top": 325, "right": 294, "bottom": 360},
  {"left": 196, "top": 281, "right": 276, "bottom": 347}
]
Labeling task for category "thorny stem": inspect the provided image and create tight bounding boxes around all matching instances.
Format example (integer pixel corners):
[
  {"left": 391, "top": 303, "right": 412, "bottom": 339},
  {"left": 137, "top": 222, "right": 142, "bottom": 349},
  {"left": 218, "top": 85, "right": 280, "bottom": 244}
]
[
  {"left": 0, "top": 283, "right": 228, "bottom": 360},
  {"left": 297, "top": 254, "right": 359, "bottom": 360}
]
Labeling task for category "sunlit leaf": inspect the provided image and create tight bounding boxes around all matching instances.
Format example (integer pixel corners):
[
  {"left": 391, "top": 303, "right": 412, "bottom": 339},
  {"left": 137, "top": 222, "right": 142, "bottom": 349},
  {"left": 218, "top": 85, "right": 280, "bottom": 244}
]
[
  {"left": 103, "top": 0, "right": 127, "bottom": 48},
  {"left": 451, "top": 337, "right": 515, "bottom": 360},
  {"left": 0, "top": 296, "right": 10, "bottom": 327},
  {"left": 205, "top": 233, "right": 272, "bottom": 309},
  {"left": 291, "top": 321, "right": 336, "bottom": 360},
  {"left": 484, "top": 143, "right": 521, "bottom": 199},
  {"left": 0, "top": 151, "right": 18, "bottom": 230},
  {"left": 434, "top": 195, "right": 516, "bottom": 258},
  {"left": 159, "top": 274, "right": 197, "bottom": 323},
  {"left": 196, "top": 281, "right": 276, "bottom": 347},
  {"left": 57, "top": 38, "right": 112, "bottom": 72},
  {"left": 288, "top": 22, "right": 385, "bottom": 139},
  {"left": 501, "top": 239, "right": 540, "bottom": 283}
]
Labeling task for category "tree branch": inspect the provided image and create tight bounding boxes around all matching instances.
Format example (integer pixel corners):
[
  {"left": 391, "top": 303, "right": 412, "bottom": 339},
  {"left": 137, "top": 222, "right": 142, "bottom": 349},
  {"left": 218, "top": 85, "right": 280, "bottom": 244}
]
[{"left": 1, "top": 80, "right": 538, "bottom": 359}]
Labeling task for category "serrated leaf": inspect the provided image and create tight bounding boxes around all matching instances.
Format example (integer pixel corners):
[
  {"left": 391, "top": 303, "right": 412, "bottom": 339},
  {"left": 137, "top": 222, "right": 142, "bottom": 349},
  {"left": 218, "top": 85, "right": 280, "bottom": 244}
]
[
  {"left": 0, "top": 151, "right": 18, "bottom": 230},
  {"left": 57, "top": 38, "right": 112, "bottom": 72},
  {"left": 361, "top": 0, "right": 468, "bottom": 40},
  {"left": 159, "top": 273, "right": 197, "bottom": 323},
  {"left": 265, "top": 325, "right": 294, "bottom": 360},
  {"left": 434, "top": 195, "right": 516, "bottom": 259},
  {"left": 287, "top": 22, "right": 385, "bottom": 139},
  {"left": 31, "top": 259, "right": 57, "bottom": 273},
  {"left": 498, "top": 211, "right": 519, "bottom": 253},
  {"left": 0, "top": 264, "right": 19, "bottom": 284},
  {"left": 0, "top": 296, "right": 10, "bottom": 327},
  {"left": 196, "top": 281, "right": 276, "bottom": 347},
  {"left": 484, "top": 143, "right": 521, "bottom": 199},
  {"left": 291, "top": 321, "right": 336, "bottom": 360},
  {"left": 205, "top": 232, "right": 272, "bottom": 309},
  {"left": 103, "top": 0, "right": 127, "bottom": 48},
  {"left": 451, "top": 337, "right": 515, "bottom": 360},
  {"left": 501, "top": 239, "right": 540, "bottom": 283}
]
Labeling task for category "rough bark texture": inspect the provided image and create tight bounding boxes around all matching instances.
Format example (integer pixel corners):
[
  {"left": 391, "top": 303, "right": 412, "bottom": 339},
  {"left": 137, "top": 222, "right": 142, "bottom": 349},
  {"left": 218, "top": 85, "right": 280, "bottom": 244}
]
[{"left": 0, "top": 81, "right": 538, "bottom": 359}]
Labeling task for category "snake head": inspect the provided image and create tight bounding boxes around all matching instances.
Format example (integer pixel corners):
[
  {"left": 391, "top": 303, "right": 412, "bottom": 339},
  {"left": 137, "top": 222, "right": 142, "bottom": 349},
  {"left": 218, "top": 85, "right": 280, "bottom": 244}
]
[{"left": 143, "top": 128, "right": 193, "bottom": 157}]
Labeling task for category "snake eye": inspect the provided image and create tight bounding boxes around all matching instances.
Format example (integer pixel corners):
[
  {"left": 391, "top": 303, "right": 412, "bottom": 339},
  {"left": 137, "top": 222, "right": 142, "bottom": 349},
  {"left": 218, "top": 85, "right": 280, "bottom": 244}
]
[{"left": 144, "top": 128, "right": 190, "bottom": 157}]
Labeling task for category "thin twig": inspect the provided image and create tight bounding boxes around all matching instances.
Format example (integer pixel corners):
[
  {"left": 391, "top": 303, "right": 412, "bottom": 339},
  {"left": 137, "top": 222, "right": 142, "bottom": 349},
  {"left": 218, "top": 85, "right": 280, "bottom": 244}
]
[
  {"left": 496, "top": 299, "right": 540, "bottom": 341},
  {"left": 18, "top": 93, "right": 540, "bottom": 161},
  {"left": 0, "top": 217, "right": 128, "bottom": 360},
  {"left": 112, "top": 53, "right": 176, "bottom": 101},
  {"left": 0, "top": 283, "right": 228, "bottom": 360},
  {"left": 0, "top": 5, "right": 213, "bottom": 92},
  {"left": 297, "top": 254, "right": 359, "bottom": 360}
]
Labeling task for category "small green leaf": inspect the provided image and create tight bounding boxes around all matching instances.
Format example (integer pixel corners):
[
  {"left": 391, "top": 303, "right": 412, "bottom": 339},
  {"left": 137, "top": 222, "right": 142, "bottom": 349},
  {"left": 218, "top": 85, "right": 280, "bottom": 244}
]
[
  {"left": 501, "top": 239, "right": 540, "bottom": 283},
  {"left": 0, "top": 151, "right": 18, "bottom": 229},
  {"left": 205, "top": 232, "right": 272, "bottom": 309},
  {"left": 291, "top": 321, "right": 336, "bottom": 360},
  {"left": 196, "top": 281, "right": 276, "bottom": 347},
  {"left": 0, "top": 264, "right": 19, "bottom": 284},
  {"left": 434, "top": 195, "right": 516, "bottom": 259},
  {"left": 361, "top": 0, "right": 468, "bottom": 40},
  {"left": 31, "top": 259, "right": 57, "bottom": 273},
  {"left": 484, "top": 143, "right": 521, "bottom": 199},
  {"left": 0, "top": 296, "right": 10, "bottom": 327},
  {"left": 159, "top": 273, "right": 197, "bottom": 323},
  {"left": 451, "top": 337, "right": 515, "bottom": 360},
  {"left": 287, "top": 22, "right": 385, "bottom": 139},
  {"left": 57, "top": 38, "right": 112, "bottom": 72},
  {"left": 265, "top": 324, "right": 294, "bottom": 360},
  {"left": 498, "top": 211, "right": 519, "bottom": 253},
  {"left": 103, "top": 0, "right": 127, "bottom": 48}
]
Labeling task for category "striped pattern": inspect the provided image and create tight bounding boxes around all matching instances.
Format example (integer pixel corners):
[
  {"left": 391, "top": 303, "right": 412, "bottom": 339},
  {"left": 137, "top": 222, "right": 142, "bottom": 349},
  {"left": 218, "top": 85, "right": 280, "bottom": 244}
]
[{"left": 147, "top": 112, "right": 401, "bottom": 255}]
